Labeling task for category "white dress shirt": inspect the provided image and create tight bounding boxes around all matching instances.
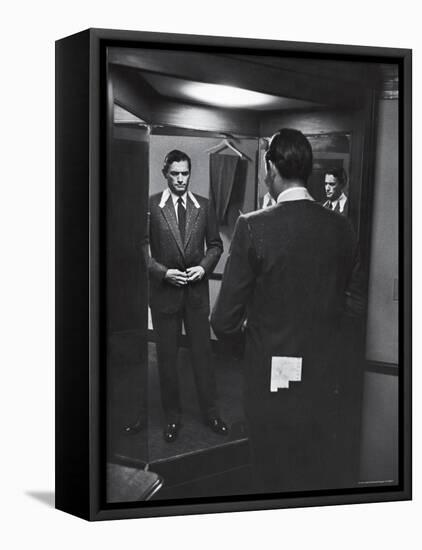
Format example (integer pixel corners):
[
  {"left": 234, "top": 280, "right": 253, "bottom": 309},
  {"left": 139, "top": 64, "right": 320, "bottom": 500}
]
[
  {"left": 276, "top": 186, "right": 314, "bottom": 204},
  {"left": 262, "top": 192, "right": 277, "bottom": 209},
  {"left": 158, "top": 188, "right": 200, "bottom": 221},
  {"left": 326, "top": 192, "right": 347, "bottom": 213},
  {"left": 170, "top": 191, "right": 187, "bottom": 223}
]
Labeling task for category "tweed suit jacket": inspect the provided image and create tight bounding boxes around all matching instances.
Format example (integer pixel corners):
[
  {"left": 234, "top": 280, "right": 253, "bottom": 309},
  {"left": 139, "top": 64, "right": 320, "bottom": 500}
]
[
  {"left": 211, "top": 200, "right": 365, "bottom": 407},
  {"left": 148, "top": 191, "right": 223, "bottom": 314}
]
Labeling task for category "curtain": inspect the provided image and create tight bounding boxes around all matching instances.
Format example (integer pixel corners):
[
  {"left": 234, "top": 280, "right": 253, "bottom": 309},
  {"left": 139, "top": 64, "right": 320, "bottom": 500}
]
[{"left": 210, "top": 153, "right": 245, "bottom": 226}]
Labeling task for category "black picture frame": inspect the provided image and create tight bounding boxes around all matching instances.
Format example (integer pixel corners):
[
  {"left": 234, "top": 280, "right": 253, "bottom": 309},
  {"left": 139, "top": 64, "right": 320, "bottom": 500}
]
[{"left": 55, "top": 28, "right": 412, "bottom": 521}]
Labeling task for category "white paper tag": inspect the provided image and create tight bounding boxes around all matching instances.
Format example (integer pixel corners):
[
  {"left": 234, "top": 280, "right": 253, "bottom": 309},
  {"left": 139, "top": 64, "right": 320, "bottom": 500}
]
[{"left": 270, "top": 356, "right": 302, "bottom": 391}]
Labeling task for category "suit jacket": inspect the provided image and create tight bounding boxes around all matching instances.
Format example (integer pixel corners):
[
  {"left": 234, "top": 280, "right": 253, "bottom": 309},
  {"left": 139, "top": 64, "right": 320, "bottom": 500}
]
[
  {"left": 148, "top": 191, "right": 223, "bottom": 314},
  {"left": 211, "top": 200, "right": 365, "bottom": 409}
]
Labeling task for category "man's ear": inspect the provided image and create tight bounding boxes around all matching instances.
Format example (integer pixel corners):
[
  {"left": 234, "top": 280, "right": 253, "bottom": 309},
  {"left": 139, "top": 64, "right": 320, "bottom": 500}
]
[{"left": 268, "top": 160, "right": 278, "bottom": 178}]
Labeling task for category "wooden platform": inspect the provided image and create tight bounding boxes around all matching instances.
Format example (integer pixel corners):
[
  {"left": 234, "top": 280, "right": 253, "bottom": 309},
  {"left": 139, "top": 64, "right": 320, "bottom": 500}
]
[{"left": 107, "top": 343, "right": 251, "bottom": 501}]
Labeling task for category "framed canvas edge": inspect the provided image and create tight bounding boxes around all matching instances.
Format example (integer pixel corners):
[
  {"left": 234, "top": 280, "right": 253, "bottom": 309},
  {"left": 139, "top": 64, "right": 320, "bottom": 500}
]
[
  {"left": 87, "top": 27, "right": 412, "bottom": 59},
  {"left": 400, "top": 47, "right": 412, "bottom": 505},
  {"left": 91, "top": 489, "right": 411, "bottom": 522},
  {"left": 56, "top": 28, "right": 412, "bottom": 521}
]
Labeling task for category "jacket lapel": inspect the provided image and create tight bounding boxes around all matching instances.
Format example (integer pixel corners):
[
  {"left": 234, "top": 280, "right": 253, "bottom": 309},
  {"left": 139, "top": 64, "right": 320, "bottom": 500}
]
[
  {"left": 184, "top": 195, "right": 200, "bottom": 250},
  {"left": 161, "top": 198, "right": 185, "bottom": 256}
]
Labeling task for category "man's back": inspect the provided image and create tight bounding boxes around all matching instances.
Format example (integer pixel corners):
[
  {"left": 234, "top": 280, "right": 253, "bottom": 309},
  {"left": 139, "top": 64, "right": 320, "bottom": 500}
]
[
  {"left": 244, "top": 200, "right": 356, "bottom": 354},
  {"left": 212, "top": 199, "right": 364, "bottom": 490},
  {"left": 212, "top": 199, "right": 362, "bottom": 403},
  {"left": 211, "top": 128, "right": 366, "bottom": 491}
]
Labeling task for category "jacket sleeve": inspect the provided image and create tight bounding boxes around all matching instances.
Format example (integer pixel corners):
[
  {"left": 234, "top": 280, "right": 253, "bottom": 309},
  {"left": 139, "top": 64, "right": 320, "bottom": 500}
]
[
  {"left": 147, "top": 251, "right": 168, "bottom": 282},
  {"left": 199, "top": 199, "right": 224, "bottom": 275},
  {"left": 211, "top": 215, "right": 257, "bottom": 338},
  {"left": 142, "top": 210, "right": 168, "bottom": 283}
]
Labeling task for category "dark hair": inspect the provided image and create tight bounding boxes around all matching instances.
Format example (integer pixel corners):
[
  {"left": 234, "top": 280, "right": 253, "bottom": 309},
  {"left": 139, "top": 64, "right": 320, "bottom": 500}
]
[
  {"left": 265, "top": 128, "right": 312, "bottom": 183},
  {"left": 265, "top": 128, "right": 313, "bottom": 184},
  {"left": 162, "top": 149, "right": 192, "bottom": 175},
  {"left": 324, "top": 167, "right": 347, "bottom": 188}
]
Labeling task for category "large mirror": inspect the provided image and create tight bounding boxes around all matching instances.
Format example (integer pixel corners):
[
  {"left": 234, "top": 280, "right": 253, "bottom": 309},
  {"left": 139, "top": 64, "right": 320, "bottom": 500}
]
[{"left": 104, "top": 45, "right": 389, "bottom": 502}]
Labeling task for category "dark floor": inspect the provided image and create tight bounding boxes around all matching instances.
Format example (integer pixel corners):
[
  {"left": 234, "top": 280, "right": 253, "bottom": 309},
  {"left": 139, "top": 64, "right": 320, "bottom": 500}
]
[
  {"left": 147, "top": 343, "right": 247, "bottom": 461},
  {"left": 107, "top": 341, "right": 251, "bottom": 502},
  {"left": 152, "top": 464, "right": 252, "bottom": 501},
  {"left": 107, "top": 359, "right": 149, "bottom": 466}
]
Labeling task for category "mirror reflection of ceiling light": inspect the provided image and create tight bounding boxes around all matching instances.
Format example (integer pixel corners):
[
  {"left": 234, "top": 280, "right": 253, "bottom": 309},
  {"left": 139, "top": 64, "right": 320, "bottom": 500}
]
[{"left": 181, "top": 82, "right": 283, "bottom": 109}]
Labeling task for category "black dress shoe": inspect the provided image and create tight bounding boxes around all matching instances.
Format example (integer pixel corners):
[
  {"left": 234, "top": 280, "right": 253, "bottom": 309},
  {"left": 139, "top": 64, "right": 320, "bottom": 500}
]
[
  {"left": 163, "top": 422, "right": 180, "bottom": 443},
  {"left": 207, "top": 417, "right": 229, "bottom": 435},
  {"left": 124, "top": 418, "right": 145, "bottom": 435}
]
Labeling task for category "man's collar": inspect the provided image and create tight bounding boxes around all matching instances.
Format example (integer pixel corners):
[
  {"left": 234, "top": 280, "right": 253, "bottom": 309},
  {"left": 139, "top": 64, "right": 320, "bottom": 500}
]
[
  {"left": 276, "top": 186, "right": 314, "bottom": 204},
  {"left": 327, "top": 192, "right": 347, "bottom": 209},
  {"left": 338, "top": 192, "right": 347, "bottom": 205},
  {"left": 159, "top": 188, "right": 200, "bottom": 209},
  {"left": 169, "top": 189, "right": 187, "bottom": 206},
  {"left": 262, "top": 192, "right": 276, "bottom": 208}
]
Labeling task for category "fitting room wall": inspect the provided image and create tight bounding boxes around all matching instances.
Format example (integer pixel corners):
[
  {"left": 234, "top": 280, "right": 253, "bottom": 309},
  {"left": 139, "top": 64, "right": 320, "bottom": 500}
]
[
  {"left": 359, "top": 99, "right": 399, "bottom": 482},
  {"left": 366, "top": 100, "right": 399, "bottom": 365}
]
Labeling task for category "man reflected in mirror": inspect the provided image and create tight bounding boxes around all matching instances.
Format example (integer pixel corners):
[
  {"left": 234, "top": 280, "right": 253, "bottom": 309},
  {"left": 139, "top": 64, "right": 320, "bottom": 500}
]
[
  {"left": 147, "top": 150, "right": 228, "bottom": 443},
  {"left": 323, "top": 167, "right": 349, "bottom": 216}
]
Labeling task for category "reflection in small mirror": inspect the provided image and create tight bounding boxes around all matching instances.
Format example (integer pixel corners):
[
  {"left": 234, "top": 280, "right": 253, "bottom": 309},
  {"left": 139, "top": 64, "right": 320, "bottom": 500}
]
[
  {"left": 258, "top": 133, "right": 351, "bottom": 217},
  {"left": 307, "top": 133, "right": 351, "bottom": 217}
]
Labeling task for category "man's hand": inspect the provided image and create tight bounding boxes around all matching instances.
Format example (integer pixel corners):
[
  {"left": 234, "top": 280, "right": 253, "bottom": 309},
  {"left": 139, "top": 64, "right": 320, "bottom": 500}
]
[
  {"left": 165, "top": 269, "right": 188, "bottom": 287},
  {"left": 186, "top": 266, "right": 205, "bottom": 283}
]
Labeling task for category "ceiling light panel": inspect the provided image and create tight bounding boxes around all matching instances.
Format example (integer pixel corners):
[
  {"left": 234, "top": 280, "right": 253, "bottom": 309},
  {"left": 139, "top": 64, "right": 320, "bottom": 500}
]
[{"left": 181, "top": 82, "right": 283, "bottom": 109}]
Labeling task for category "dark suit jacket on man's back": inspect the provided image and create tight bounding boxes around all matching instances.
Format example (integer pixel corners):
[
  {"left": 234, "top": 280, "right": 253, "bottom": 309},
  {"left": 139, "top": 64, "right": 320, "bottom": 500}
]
[{"left": 211, "top": 200, "right": 365, "bottom": 491}]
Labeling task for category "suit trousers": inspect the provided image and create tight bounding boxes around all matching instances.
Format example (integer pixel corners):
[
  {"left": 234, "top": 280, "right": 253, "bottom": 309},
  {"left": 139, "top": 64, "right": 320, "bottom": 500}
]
[{"left": 151, "top": 302, "right": 218, "bottom": 424}]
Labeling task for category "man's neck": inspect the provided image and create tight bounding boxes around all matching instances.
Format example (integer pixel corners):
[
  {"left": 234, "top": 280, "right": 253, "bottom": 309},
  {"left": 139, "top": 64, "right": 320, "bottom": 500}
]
[
  {"left": 169, "top": 189, "right": 187, "bottom": 200},
  {"left": 328, "top": 193, "right": 341, "bottom": 204},
  {"left": 276, "top": 186, "right": 313, "bottom": 204},
  {"left": 271, "top": 180, "right": 306, "bottom": 201}
]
